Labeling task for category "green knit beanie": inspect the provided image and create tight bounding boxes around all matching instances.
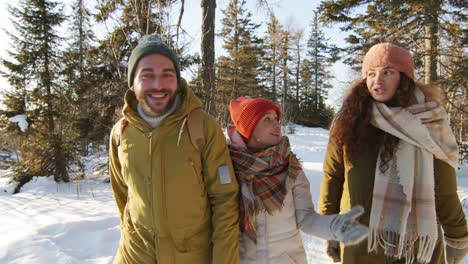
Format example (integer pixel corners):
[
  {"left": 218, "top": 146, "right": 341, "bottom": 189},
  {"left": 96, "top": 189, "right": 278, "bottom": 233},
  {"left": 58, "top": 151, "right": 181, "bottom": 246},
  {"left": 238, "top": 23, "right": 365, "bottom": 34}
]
[{"left": 127, "top": 34, "right": 181, "bottom": 88}]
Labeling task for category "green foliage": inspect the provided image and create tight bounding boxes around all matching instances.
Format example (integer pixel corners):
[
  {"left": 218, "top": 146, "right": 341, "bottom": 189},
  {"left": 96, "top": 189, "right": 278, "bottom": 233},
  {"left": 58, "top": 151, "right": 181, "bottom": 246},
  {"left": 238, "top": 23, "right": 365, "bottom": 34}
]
[
  {"left": 261, "top": 14, "right": 283, "bottom": 102},
  {"left": 1, "top": 0, "right": 74, "bottom": 187},
  {"left": 217, "top": 0, "right": 265, "bottom": 125},
  {"left": 284, "top": 11, "right": 336, "bottom": 128}
]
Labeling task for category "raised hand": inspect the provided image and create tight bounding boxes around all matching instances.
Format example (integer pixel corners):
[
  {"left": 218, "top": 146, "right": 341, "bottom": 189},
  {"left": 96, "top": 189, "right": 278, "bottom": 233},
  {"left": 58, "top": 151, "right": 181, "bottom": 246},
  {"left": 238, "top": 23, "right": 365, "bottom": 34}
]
[{"left": 330, "top": 205, "right": 368, "bottom": 246}]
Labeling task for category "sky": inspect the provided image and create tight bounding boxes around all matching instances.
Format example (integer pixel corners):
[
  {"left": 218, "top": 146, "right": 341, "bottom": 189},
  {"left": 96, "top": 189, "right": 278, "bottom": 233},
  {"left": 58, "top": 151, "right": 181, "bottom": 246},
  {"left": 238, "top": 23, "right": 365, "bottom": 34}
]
[
  {"left": 0, "top": 0, "right": 357, "bottom": 108},
  {"left": 1, "top": 125, "right": 467, "bottom": 263}
]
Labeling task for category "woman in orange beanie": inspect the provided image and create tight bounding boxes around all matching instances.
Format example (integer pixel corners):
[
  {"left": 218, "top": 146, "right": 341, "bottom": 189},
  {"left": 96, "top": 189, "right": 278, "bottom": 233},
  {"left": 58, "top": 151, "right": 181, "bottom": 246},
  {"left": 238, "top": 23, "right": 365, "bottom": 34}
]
[
  {"left": 318, "top": 43, "right": 468, "bottom": 264},
  {"left": 227, "top": 97, "right": 368, "bottom": 264}
]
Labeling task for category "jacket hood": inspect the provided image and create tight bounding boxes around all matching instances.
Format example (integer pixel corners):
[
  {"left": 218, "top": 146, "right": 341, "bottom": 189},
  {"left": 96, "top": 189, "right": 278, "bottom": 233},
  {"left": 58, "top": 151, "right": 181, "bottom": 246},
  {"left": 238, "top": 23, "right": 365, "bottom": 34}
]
[{"left": 122, "top": 77, "right": 203, "bottom": 132}]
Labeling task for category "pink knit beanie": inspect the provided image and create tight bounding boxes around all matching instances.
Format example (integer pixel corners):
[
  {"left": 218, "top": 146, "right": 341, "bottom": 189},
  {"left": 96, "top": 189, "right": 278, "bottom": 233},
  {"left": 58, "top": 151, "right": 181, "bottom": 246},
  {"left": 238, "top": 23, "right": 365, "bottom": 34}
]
[
  {"left": 361, "top": 43, "right": 414, "bottom": 80},
  {"left": 229, "top": 97, "right": 281, "bottom": 140}
]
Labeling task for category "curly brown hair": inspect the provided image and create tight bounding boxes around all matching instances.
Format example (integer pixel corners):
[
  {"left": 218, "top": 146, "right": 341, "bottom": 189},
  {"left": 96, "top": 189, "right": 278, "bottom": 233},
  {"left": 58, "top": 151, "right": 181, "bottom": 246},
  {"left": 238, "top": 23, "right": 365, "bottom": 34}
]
[{"left": 330, "top": 73, "right": 417, "bottom": 172}]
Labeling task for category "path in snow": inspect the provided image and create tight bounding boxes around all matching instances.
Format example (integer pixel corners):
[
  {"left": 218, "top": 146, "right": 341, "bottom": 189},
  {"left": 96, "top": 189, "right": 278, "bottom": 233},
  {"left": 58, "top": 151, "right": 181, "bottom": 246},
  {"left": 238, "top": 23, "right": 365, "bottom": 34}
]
[{"left": 0, "top": 125, "right": 467, "bottom": 263}]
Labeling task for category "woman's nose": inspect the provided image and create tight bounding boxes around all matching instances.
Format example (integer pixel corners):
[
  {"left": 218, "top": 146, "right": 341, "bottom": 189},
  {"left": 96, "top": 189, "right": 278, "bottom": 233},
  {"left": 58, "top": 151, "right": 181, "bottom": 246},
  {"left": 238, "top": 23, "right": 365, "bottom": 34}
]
[{"left": 376, "top": 72, "right": 384, "bottom": 81}]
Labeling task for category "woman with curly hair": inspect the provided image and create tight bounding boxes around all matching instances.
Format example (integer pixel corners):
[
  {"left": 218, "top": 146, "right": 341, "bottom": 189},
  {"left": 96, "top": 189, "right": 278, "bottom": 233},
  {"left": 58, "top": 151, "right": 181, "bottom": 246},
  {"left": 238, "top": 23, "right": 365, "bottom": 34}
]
[
  {"left": 227, "top": 97, "right": 368, "bottom": 263},
  {"left": 318, "top": 43, "right": 468, "bottom": 264}
]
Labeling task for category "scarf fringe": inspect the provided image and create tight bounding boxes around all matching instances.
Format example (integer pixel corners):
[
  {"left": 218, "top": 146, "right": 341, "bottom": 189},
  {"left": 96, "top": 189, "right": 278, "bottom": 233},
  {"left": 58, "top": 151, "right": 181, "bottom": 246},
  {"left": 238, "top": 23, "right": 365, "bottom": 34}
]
[{"left": 368, "top": 229, "right": 437, "bottom": 264}]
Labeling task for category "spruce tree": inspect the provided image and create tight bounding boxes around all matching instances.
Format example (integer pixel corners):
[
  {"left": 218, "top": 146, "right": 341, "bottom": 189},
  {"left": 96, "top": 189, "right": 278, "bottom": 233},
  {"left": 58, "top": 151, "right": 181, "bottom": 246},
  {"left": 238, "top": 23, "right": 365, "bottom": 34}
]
[
  {"left": 61, "top": 0, "right": 98, "bottom": 155},
  {"left": 300, "top": 11, "right": 336, "bottom": 127},
  {"left": 278, "top": 28, "right": 291, "bottom": 121},
  {"left": 262, "top": 14, "right": 283, "bottom": 102},
  {"left": 318, "top": 0, "right": 464, "bottom": 82},
  {"left": 290, "top": 29, "right": 304, "bottom": 108},
  {"left": 217, "top": 0, "right": 264, "bottom": 124},
  {"left": 1, "top": 0, "right": 71, "bottom": 189}
]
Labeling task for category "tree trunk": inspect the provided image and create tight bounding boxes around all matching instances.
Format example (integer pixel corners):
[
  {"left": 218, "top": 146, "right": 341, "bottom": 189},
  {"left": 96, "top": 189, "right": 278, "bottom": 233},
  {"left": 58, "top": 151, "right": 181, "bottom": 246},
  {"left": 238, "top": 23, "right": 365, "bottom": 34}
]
[
  {"left": 272, "top": 46, "right": 277, "bottom": 102},
  {"left": 201, "top": 0, "right": 216, "bottom": 114},
  {"left": 423, "top": 2, "right": 439, "bottom": 83}
]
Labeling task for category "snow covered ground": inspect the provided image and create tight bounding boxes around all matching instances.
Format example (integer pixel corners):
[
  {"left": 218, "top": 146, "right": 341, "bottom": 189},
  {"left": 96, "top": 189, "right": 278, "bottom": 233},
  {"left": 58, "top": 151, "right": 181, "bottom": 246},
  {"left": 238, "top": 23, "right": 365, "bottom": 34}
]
[{"left": 0, "top": 125, "right": 467, "bottom": 264}]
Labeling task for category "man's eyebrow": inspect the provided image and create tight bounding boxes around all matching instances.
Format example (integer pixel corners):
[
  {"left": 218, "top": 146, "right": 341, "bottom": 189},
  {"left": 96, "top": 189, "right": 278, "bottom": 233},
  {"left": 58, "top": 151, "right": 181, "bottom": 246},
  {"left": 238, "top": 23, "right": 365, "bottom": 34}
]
[
  {"left": 140, "top": 68, "right": 153, "bottom": 73},
  {"left": 139, "top": 68, "right": 176, "bottom": 73}
]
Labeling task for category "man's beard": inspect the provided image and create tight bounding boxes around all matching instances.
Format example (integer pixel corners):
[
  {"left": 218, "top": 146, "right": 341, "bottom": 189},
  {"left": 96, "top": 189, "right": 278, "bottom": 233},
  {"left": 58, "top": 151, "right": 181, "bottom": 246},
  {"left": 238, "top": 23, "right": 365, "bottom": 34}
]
[{"left": 138, "top": 88, "right": 178, "bottom": 117}]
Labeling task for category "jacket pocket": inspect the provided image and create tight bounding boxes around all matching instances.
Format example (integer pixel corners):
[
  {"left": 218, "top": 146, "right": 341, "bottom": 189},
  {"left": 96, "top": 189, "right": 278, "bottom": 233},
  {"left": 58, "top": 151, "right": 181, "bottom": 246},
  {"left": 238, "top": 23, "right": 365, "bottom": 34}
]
[
  {"left": 187, "top": 157, "right": 205, "bottom": 195},
  {"left": 171, "top": 224, "right": 211, "bottom": 253}
]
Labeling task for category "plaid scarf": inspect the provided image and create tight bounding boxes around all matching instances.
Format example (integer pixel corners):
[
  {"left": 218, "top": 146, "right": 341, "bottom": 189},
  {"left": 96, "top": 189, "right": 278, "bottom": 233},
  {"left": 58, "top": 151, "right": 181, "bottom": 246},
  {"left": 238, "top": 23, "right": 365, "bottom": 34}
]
[
  {"left": 228, "top": 131, "right": 302, "bottom": 243},
  {"left": 368, "top": 89, "right": 459, "bottom": 264}
]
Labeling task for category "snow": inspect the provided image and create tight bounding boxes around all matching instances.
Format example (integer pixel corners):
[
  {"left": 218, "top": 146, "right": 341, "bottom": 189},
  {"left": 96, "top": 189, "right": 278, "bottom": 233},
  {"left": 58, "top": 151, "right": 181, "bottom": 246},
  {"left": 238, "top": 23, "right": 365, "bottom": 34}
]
[
  {"left": 8, "top": 114, "right": 29, "bottom": 132},
  {"left": 0, "top": 125, "right": 467, "bottom": 264}
]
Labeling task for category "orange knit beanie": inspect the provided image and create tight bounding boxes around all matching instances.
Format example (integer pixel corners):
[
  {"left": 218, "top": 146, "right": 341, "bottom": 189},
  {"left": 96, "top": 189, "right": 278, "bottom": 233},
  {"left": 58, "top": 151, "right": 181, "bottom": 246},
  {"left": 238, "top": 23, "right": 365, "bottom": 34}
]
[
  {"left": 229, "top": 97, "right": 281, "bottom": 140},
  {"left": 361, "top": 43, "right": 414, "bottom": 80}
]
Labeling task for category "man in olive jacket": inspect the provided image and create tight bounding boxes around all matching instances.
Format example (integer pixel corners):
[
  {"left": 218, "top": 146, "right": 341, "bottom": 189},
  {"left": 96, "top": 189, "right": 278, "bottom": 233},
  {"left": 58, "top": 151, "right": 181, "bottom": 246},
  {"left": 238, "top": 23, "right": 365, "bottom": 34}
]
[{"left": 109, "top": 34, "right": 240, "bottom": 264}]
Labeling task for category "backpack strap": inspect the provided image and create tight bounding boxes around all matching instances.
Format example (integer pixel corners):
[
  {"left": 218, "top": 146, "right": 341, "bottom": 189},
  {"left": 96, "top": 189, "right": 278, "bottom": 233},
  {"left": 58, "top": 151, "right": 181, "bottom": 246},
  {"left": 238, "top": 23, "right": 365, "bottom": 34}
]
[{"left": 186, "top": 108, "right": 205, "bottom": 152}]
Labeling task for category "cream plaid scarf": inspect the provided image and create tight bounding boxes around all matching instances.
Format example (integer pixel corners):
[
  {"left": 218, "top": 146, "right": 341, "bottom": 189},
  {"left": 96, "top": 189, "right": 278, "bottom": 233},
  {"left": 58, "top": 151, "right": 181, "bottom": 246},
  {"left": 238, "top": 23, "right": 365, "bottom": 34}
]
[{"left": 368, "top": 89, "right": 458, "bottom": 264}]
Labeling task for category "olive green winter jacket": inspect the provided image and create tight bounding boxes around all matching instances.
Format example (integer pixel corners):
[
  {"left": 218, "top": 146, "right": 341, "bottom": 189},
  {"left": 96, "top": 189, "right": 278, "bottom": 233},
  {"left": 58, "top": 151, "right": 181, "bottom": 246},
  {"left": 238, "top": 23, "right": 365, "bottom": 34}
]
[
  {"left": 109, "top": 83, "right": 240, "bottom": 264},
  {"left": 318, "top": 125, "right": 467, "bottom": 264}
]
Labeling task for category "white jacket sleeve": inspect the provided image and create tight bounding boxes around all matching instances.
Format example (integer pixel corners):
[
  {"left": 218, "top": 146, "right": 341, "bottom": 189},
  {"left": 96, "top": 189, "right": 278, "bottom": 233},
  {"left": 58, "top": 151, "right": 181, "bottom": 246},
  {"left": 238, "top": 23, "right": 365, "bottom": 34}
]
[
  {"left": 293, "top": 171, "right": 369, "bottom": 245},
  {"left": 293, "top": 170, "right": 336, "bottom": 240}
]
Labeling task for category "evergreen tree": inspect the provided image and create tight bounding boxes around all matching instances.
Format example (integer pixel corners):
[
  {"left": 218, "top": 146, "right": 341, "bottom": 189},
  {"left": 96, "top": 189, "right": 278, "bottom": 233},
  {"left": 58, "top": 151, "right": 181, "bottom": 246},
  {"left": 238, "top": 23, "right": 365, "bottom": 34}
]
[
  {"left": 61, "top": 0, "right": 99, "bottom": 155},
  {"left": 318, "top": 0, "right": 464, "bottom": 83},
  {"left": 306, "top": 12, "right": 333, "bottom": 111},
  {"left": 290, "top": 28, "right": 304, "bottom": 107},
  {"left": 262, "top": 14, "right": 283, "bottom": 102},
  {"left": 1, "top": 0, "right": 71, "bottom": 189},
  {"left": 278, "top": 28, "right": 291, "bottom": 121},
  {"left": 300, "top": 11, "right": 336, "bottom": 127},
  {"left": 217, "top": 0, "right": 264, "bottom": 124}
]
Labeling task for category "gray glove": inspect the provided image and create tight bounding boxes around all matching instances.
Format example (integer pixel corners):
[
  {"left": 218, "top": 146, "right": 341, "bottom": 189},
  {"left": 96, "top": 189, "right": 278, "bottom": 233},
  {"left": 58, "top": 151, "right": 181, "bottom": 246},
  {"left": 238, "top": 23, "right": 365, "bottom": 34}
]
[
  {"left": 445, "top": 236, "right": 468, "bottom": 264},
  {"left": 330, "top": 205, "right": 368, "bottom": 245},
  {"left": 325, "top": 240, "right": 340, "bottom": 262}
]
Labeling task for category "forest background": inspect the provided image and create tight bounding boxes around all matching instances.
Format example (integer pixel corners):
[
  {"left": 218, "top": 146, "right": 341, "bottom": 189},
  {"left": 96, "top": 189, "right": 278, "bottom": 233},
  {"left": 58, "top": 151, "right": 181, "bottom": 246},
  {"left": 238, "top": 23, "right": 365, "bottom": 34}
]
[{"left": 0, "top": 0, "right": 465, "bottom": 191}]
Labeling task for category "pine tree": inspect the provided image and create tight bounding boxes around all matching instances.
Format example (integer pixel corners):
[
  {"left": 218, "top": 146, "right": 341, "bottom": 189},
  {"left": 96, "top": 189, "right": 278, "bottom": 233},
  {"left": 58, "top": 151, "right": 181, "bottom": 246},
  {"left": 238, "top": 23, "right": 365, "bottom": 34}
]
[
  {"left": 217, "top": 0, "right": 264, "bottom": 124},
  {"left": 1, "top": 0, "right": 72, "bottom": 189},
  {"left": 278, "top": 28, "right": 291, "bottom": 121},
  {"left": 61, "top": 0, "right": 98, "bottom": 155},
  {"left": 300, "top": 11, "right": 336, "bottom": 127},
  {"left": 318, "top": 0, "right": 464, "bottom": 82},
  {"left": 307, "top": 12, "right": 330, "bottom": 111},
  {"left": 290, "top": 28, "right": 304, "bottom": 107},
  {"left": 262, "top": 14, "right": 283, "bottom": 102}
]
